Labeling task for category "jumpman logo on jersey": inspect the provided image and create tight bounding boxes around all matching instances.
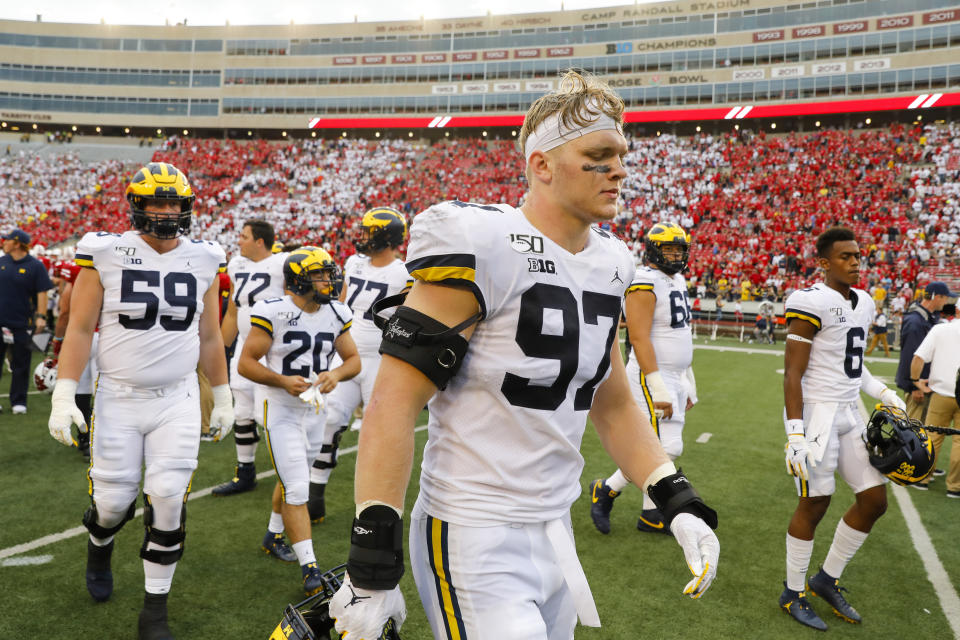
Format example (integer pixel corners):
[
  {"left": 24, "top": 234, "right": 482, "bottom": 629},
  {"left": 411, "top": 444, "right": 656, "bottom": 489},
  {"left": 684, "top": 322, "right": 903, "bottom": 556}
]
[
  {"left": 345, "top": 585, "right": 371, "bottom": 607},
  {"left": 611, "top": 267, "right": 623, "bottom": 284}
]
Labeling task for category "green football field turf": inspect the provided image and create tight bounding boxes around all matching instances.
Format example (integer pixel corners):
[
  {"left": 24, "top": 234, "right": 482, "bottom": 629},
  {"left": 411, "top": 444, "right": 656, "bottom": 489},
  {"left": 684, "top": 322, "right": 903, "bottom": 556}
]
[{"left": 0, "top": 340, "right": 956, "bottom": 639}]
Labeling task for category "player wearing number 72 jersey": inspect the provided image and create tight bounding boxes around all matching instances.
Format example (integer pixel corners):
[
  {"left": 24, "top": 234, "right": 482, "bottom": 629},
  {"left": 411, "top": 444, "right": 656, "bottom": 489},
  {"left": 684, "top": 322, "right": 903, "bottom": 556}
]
[{"left": 213, "top": 219, "right": 287, "bottom": 498}]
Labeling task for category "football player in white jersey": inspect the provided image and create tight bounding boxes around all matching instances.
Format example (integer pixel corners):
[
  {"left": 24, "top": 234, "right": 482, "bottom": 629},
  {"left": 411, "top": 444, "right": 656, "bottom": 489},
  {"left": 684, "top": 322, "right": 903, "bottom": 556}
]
[
  {"left": 306, "top": 206, "right": 412, "bottom": 523},
  {"left": 779, "top": 226, "right": 907, "bottom": 631},
  {"left": 47, "top": 163, "right": 234, "bottom": 640},
  {"left": 212, "top": 219, "right": 287, "bottom": 500},
  {"left": 238, "top": 247, "right": 360, "bottom": 596},
  {"left": 328, "top": 71, "right": 720, "bottom": 640},
  {"left": 589, "top": 222, "right": 698, "bottom": 535}
]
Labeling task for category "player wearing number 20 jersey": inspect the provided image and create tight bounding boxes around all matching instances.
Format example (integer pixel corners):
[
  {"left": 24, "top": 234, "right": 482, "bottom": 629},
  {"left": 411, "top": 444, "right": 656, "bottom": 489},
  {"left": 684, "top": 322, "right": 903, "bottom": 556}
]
[{"left": 409, "top": 201, "right": 635, "bottom": 525}]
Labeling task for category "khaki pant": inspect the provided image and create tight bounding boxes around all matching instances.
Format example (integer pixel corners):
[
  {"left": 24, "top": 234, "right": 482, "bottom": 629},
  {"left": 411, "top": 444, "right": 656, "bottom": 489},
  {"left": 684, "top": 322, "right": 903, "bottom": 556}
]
[
  {"left": 197, "top": 366, "right": 214, "bottom": 434},
  {"left": 905, "top": 390, "right": 930, "bottom": 422},
  {"left": 926, "top": 392, "right": 960, "bottom": 493},
  {"left": 865, "top": 332, "right": 890, "bottom": 356}
]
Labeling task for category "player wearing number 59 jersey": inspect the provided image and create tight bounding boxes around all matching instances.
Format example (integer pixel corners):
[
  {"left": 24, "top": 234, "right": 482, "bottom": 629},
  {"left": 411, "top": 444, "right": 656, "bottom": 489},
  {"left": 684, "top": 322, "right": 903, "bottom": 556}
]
[
  {"left": 48, "top": 162, "right": 233, "bottom": 640},
  {"left": 213, "top": 219, "right": 287, "bottom": 498},
  {"left": 591, "top": 223, "right": 699, "bottom": 536}
]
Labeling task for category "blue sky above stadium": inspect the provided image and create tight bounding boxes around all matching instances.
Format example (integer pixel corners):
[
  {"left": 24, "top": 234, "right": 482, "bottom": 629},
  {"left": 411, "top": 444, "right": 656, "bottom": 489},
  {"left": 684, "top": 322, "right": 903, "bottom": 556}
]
[{"left": 4, "top": 1, "right": 657, "bottom": 25}]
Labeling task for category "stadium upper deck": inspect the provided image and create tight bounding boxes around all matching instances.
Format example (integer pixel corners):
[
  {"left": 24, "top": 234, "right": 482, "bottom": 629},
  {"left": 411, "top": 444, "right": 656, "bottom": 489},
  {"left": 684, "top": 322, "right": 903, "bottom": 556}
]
[{"left": 0, "top": 0, "right": 958, "bottom": 136}]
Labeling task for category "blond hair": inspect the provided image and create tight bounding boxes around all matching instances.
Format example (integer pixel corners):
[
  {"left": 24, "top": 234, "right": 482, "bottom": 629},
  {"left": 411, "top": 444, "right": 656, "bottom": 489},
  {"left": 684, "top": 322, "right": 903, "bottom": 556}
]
[{"left": 518, "top": 69, "right": 625, "bottom": 155}]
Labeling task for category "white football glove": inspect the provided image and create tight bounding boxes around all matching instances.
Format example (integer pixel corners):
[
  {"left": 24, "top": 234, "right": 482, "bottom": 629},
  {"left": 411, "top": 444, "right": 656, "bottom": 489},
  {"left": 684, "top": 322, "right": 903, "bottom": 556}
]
[
  {"left": 208, "top": 384, "right": 235, "bottom": 442},
  {"left": 879, "top": 387, "right": 907, "bottom": 412},
  {"left": 785, "top": 433, "right": 813, "bottom": 480},
  {"left": 670, "top": 512, "right": 720, "bottom": 599},
  {"left": 330, "top": 573, "right": 406, "bottom": 640},
  {"left": 48, "top": 379, "right": 86, "bottom": 447}
]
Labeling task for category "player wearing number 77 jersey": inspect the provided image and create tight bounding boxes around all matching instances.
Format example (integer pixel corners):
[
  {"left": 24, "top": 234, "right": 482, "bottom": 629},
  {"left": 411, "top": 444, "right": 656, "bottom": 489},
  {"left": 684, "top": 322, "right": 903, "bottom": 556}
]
[
  {"left": 779, "top": 226, "right": 906, "bottom": 631},
  {"left": 329, "top": 70, "right": 719, "bottom": 640},
  {"left": 305, "top": 207, "right": 412, "bottom": 524},
  {"left": 47, "top": 162, "right": 233, "bottom": 640}
]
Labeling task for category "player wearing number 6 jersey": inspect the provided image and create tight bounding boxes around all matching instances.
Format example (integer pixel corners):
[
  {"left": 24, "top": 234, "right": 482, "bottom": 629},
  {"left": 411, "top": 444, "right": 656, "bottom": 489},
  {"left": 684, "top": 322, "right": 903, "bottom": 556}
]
[
  {"left": 590, "top": 222, "right": 699, "bottom": 536},
  {"left": 238, "top": 247, "right": 360, "bottom": 596},
  {"left": 328, "top": 71, "right": 719, "bottom": 640},
  {"left": 213, "top": 219, "right": 287, "bottom": 498},
  {"left": 47, "top": 162, "right": 233, "bottom": 640},
  {"left": 779, "top": 226, "right": 905, "bottom": 631},
  {"left": 306, "top": 207, "right": 412, "bottom": 524}
]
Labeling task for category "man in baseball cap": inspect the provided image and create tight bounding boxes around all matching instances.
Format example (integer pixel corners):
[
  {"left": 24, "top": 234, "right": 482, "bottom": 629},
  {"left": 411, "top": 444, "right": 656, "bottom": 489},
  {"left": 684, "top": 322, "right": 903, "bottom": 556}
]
[
  {"left": 896, "top": 280, "right": 957, "bottom": 446},
  {"left": 2, "top": 228, "right": 31, "bottom": 247},
  {"left": 924, "top": 281, "right": 958, "bottom": 299},
  {"left": 0, "top": 227, "right": 53, "bottom": 414}
]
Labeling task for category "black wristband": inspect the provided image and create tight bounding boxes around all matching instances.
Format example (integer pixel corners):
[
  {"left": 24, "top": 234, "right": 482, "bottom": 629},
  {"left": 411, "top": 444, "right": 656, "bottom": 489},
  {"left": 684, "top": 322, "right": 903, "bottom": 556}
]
[
  {"left": 647, "top": 469, "right": 718, "bottom": 530},
  {"left": 346, "top": 505, "right": 405, "bottom": 590}
]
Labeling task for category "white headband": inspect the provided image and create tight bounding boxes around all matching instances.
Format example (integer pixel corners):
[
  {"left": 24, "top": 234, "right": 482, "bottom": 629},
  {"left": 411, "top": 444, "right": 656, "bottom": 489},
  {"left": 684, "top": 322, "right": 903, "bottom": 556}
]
[{"left": 523, "top": 102, "right": 623, "bottom": 162}]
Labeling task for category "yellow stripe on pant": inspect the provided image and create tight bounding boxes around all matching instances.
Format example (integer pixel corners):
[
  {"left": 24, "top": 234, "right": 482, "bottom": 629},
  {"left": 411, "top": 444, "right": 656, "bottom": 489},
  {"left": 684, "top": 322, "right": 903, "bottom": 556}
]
[
  {"left": 262, "top": 400, "right": 286, "bottom": 502},
  {"left": 638, "top": 371, "right": 660, "bottom": 436},
  {"left": 427, "top": 516, "right": 467, "bottom": 640}
]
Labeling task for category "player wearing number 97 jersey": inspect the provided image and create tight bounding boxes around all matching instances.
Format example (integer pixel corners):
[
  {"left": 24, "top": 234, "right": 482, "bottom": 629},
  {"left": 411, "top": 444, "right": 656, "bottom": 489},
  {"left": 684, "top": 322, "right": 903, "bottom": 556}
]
[{"left": 331, "top": 73, "right": 719, "bottom": 640}]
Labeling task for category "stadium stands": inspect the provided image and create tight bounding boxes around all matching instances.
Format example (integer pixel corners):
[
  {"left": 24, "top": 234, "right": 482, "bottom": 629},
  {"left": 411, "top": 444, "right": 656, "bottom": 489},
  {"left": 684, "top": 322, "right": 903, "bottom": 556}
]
[{"left": 3, "top": 122, "right": 958, "bottom": 304}]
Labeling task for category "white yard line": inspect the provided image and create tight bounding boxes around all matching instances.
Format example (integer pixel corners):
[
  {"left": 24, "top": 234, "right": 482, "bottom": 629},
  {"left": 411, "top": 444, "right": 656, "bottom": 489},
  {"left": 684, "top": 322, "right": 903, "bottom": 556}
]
[
  {"left": 889, "top": 483, "right": 960, "bottom": 637},
  {"left": 0, "top": 425, "right": 427, "bottom": 561}
]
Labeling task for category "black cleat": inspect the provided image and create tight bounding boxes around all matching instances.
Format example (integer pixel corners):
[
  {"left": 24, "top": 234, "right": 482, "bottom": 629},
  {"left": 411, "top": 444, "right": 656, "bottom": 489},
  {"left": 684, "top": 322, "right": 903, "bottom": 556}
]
[
  {"left": 302, "top": 562, "right": 325, "bottom": 596},
  {"left": 212, "top": 462, "right": 257, "bottom": 496},
  {"left": 138, "top": 592, "right": 174, "bottom": 640},
  {"left": 636, "top": 508, "right": 672, "bottom": 536},
  {"left": 261, "top": 531, "right": 297, "bottom": 563},
  {"left": 589, "top": 479, "right": 619, "bottom": 534},
  {"left": 809, "top": 568, "right": 862, "bottom": 624},
  {"left": 85, "top": 539, "right": 114, "bottom": 602},
  {"left": 779, "top": 582, "right": 828, "bottom": 631},
  {"left": 77, "top": 432, "right": 90, "bottom": 460},
  {"left": 308, "top": 482, "right": 326, "bottom": 523}
]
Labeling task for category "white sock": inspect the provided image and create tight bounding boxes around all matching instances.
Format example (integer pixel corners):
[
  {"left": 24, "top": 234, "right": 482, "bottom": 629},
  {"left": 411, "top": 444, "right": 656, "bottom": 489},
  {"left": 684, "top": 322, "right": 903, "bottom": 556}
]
[
  {"left": 268, "top": 511, "right": 284, "bottom": 534},
  {"left": 785, "top": 534, "right": 814, "bottom": 592},
  {"left": 606, "top": 468, "right": 630, "bottom": 492},
  {"left": 822, "top": 518, "right": 869, "bottom": 580},
  {"left": 292, "top": 539, "right": 316, "bottom": 566},
  {"left": 310, "top": 467, "right": 332, "bottom": 484},
  {"left": 144, "top": 547, "right": 178, "bottom": 594},
  {"left": 143, "top": 494, "right": 184, "bottom": 595},
  {"left": 237, "top": 443, "right": 257, "bottom": 464},
  {"left": 90, "top": 534, "right": 114, "bottom": 546}
]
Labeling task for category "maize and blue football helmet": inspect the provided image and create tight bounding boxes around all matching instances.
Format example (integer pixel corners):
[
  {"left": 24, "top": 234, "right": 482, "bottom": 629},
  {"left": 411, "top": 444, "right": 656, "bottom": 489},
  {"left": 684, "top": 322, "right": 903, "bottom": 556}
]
[
  {"left": 283, "top": 247, "right": 342, "bottom": 304},
  {"left": 355, "top": 207, "right": 407, "bottom": 254},
  {"left": 125, "top": 162, "right": 195, "bottom": 239},
  {"left": 269, "top": 563, "right": 401, "bottom": 640},
  {"left": 644, "top": 222, "right": 690, "bottom": 276},
  {"left": 863, "top": 405, "right": 935, "bottom": 486}
]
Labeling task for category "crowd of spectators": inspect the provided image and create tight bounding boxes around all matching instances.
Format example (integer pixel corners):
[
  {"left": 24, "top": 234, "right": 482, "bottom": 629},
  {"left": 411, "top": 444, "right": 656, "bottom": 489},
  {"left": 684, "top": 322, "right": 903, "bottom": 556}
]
[{"left": 2, "top": 122, "right": 958, "bottom": 311}]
